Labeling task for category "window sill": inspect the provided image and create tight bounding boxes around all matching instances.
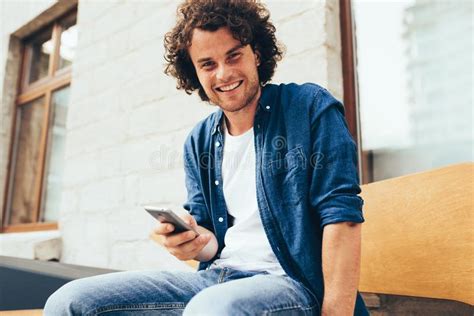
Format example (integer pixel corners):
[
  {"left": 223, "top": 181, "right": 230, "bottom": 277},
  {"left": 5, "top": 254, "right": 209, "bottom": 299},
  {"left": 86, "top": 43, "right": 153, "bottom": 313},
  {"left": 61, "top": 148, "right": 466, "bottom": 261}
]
[{"left": 2, "top": 222, "right": 58, "bottom": 234}]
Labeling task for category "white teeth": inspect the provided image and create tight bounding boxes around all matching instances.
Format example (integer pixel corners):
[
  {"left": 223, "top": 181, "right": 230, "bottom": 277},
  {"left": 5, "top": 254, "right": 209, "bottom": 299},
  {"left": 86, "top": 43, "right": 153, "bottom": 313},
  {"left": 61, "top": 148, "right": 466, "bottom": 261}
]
[{"left": 218, "top": 81, "right": 241, "bottom": 92}]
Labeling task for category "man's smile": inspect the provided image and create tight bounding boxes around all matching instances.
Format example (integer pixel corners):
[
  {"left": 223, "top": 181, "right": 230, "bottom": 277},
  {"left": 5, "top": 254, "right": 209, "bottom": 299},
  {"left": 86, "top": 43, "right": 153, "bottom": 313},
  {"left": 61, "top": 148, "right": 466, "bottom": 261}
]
[{"left": 216, "top": 80, "right": 243, "bottom": 92}]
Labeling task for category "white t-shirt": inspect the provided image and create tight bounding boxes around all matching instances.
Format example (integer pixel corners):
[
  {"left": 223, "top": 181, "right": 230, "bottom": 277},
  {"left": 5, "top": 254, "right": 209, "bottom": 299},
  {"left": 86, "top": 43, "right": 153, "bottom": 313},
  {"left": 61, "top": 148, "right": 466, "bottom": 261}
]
[{"left": 212, "top": 122, "right": 286, "bottom": 275}]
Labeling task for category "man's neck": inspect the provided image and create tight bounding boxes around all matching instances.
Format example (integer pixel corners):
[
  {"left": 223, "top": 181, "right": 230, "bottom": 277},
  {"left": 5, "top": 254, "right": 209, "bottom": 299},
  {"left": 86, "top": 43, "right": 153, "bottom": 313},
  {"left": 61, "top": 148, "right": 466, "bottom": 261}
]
[{"left": 222, "top": 91, "right": 261, "bottom": 136}]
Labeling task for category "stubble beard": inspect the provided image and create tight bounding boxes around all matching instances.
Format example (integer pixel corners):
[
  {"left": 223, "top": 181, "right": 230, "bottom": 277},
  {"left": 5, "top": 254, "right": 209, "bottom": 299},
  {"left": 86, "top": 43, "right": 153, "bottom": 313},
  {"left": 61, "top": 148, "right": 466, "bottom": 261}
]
[{"left": 210, "top": 77, "right": 260, "bottom": 113}]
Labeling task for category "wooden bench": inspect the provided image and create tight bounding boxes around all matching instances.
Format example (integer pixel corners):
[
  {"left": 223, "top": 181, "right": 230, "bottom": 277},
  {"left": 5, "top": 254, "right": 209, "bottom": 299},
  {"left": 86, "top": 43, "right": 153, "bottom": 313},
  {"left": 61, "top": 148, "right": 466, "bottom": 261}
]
[{"left": 359, "top": 162, "right": 473, "bottom": 306}]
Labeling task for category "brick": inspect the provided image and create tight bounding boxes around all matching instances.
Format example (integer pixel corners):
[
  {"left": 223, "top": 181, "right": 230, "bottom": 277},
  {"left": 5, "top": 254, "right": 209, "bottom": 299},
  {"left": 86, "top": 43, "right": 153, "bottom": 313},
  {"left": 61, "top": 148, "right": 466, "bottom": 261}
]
[
  {"left": 265, "top": 0, "right": 319, "bottom": 24},
  {"left": 119, "top": 70, "right": 167, "bottom": 110},
  {"left": 62, "top": 151, "right": 100, "bottom": 186},
  {"left": 123, "top": 174, "right": 140, "bottom": 206},
  {"left": 362, "top": 293, "right": 382, "bottom": 308},
  {"left": 108, "top": 207, "right": 150, "bottom": 242},
  {"left": 121, "top": 130, "right": 188, "bottom": 175},
  {"left": 78, "top": 177, "right": 124, "bottom": 213},
  {"left": 127, "top": 41, "right": 165, "bottom": 81},
  {"left": 138, "top": 169, "right": 187, "bottom": 206},
  {"left": 126, "top": 9, "right": 172, "bottom": 52},
  {"left": 57, "top": 189, "right": 79, "bottom": 216},
  {"left": 90, "top": 3, "right": 137, "bottom": 44},
  {"left": 34, "top": 237, "right": 61, "bottom": 261},
  {"left": 68, "top": 69, "right": 96, "bottom": 104},
  {"left": 273, "top": 47, "right": 329, "bottom": 87},
  {"left": 276, "top": 7, "right": 325, "bottom": 57},
  {"left": 104, "top": 29, "right": 131, "bottom": 61},
  {"left": 326, "top": 46, "right": 344, "bottom": 99},
  {"left": 74, "top": 39, "right": 109, "bottom": 73},
  {"left": 126, "top": 96, "right": 213, "bottom": 139},
  {"left": 62, "top": 212, "right": 111, "bottom": 268},
  {"left": 98, "top": 146, "right": 122, "bottom": 179},
  {"left": 59, "top": 212, "right": 86, "bottom": 262},
  {"left": 132, "top": 0, "right": 176, "bottom": 18},
  {"left": 68, "top": 87, "right": 121, "bottom": 129},
  {"left": 77, "top": 0, "right": 118, "bottom": 26},
  {"left": 121, "top": 138, "right": 159, "bottom": 175},
  {"left": 65, "top": 114, "right": 127, "bottom": 157},
  {"left": 90, "top": 62, "right": 122, "bottom": 95}
]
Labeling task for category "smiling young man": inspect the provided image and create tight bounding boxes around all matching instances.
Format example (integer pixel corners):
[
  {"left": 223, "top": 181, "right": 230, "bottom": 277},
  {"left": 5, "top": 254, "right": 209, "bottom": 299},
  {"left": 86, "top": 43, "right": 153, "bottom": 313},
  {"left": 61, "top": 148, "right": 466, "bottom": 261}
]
[
  {"left": 162, "top": 0, "right": 369, "bottom": 314},
  {"left": 44, "top": 1, "right": 368, "bottom": 315}
]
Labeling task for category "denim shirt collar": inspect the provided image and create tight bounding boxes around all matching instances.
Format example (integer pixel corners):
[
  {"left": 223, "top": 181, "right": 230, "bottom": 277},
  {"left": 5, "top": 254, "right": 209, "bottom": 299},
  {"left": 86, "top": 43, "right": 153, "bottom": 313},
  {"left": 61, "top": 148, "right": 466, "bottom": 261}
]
[{"left": 211, "top": 84, "right": 277, "bottom": 136}]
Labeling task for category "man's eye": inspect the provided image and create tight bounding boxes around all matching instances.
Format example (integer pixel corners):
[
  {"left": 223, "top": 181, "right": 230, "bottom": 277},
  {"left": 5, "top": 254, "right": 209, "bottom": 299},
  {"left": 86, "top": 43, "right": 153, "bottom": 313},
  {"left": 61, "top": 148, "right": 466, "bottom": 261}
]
[
  {"left": 202, "top": 62, "right": 214, "bottom": 69},
  {"left": 229, "top": 53, "right": 240, "bottom": 60}
]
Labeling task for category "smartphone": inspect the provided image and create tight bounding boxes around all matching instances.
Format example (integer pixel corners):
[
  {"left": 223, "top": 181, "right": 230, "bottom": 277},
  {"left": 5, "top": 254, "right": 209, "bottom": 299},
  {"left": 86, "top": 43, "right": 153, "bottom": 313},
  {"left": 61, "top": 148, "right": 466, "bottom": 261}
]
[{"left": 144, "top": 206, "right": 199, "bottom": 236}]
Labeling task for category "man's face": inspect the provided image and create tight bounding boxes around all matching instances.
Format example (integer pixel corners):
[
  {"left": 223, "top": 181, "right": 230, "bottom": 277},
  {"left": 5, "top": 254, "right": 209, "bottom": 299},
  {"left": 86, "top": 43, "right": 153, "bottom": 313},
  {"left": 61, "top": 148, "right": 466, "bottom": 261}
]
[{"left": 188, "top": 27, "right": 261, "bottom": 113}]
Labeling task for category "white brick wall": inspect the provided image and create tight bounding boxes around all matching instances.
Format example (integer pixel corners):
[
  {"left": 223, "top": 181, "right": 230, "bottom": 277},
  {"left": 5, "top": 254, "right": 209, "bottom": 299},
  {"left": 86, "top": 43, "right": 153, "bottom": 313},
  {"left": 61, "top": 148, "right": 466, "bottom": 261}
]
[{"left": 0, "top": 0, "right": 344, "bottom": 271}]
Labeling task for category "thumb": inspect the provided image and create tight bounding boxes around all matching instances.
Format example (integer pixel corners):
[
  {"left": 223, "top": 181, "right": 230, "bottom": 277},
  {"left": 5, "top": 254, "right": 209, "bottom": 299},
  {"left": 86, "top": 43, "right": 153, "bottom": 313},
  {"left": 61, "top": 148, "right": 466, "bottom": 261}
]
[
  {"left": 182, "top": 213, "right": 197, "bottom": 228},
  {"left": 200, "top": 234, "right": 211, "bottom": 244}
]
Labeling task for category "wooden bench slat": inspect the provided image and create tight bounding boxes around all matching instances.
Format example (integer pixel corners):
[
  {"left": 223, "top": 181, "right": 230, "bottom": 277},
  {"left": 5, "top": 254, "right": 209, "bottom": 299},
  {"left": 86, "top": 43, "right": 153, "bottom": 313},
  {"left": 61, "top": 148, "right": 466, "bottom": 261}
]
[{"left": 359, "top": 162, "right": 474, "bottom": 305}]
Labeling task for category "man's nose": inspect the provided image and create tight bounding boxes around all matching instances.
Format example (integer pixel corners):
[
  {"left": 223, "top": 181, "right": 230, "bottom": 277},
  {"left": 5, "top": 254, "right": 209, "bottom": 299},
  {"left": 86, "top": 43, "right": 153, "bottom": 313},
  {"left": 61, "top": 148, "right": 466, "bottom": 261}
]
[{"left": 216, "top": 63, "right": 231, "bottom": 81}]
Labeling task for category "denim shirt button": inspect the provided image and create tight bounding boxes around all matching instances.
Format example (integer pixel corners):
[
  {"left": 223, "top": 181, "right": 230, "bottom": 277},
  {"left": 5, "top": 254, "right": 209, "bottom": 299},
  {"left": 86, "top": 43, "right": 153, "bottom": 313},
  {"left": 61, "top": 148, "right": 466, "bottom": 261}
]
[
  {"left": 215, "top": 141, "right": 221, "bottom": 147},
  {"left": 218, "top": 217, "right": 224, "bottom": 223},
  {"left": 265, "top": 105, "right": 270, "bottom": 110},
  {"left": 214, "top": 180, "right": 220, "bottom": 185}
]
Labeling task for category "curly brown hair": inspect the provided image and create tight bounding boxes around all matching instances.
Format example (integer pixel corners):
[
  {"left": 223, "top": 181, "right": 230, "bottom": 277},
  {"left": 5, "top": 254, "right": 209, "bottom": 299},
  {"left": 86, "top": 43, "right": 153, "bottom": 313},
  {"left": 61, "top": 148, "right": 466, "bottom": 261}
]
[{"left": 164, "top": 0, "right": 284, "bottom": 102}]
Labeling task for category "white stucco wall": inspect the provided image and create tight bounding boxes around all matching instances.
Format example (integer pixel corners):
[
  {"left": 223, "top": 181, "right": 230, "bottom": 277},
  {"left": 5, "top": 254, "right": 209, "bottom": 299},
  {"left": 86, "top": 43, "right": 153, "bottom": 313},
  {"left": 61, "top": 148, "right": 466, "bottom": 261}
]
[{"left": 0, "top": 0, "right": 343, "bottom": 271}]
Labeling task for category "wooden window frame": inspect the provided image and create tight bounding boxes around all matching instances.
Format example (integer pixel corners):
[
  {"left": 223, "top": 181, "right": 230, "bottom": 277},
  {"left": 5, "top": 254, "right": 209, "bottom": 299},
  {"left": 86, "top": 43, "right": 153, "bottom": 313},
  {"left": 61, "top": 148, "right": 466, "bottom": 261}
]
[
  {"left": 1, "top": 9, "right": 77, "bottom": 233},
  {"left": 339, "top": 0, "right": 371, "bottom": 184}
]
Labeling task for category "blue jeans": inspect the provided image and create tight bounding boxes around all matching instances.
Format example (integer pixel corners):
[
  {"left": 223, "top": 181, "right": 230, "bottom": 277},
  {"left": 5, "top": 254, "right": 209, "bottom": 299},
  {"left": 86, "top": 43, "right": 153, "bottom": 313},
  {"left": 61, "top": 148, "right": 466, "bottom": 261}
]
[{"left": 44, "top": 266, "right": 319, "bottom": 315}]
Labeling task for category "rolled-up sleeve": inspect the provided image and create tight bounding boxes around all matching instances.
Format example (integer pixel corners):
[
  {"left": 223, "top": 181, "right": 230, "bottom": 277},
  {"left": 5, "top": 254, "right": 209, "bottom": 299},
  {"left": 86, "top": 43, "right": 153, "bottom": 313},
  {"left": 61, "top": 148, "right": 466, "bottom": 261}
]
[
  {"left": 182, "top": 135, "right": 213, "bottom": 232},
  {"left": 310, "top": 89, "right": 365, "bottom": 229}
]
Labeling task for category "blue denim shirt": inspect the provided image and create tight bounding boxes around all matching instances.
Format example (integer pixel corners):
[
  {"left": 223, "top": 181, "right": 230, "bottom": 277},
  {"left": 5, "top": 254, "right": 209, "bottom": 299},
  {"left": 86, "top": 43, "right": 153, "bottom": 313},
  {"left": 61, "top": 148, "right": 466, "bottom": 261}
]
[{"left": 183, "top": 83, "right": 368, "bottom": 315}]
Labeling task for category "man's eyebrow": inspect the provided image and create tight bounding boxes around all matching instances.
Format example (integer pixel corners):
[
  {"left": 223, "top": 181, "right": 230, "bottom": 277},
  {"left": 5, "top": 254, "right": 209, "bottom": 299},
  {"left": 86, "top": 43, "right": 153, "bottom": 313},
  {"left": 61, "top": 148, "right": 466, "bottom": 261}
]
[
  {"left": 226, "top": 44, "right": 244, "bottom": 55},
  {"left": 196, "top": 44, "right": 244, "bottom": 64}
]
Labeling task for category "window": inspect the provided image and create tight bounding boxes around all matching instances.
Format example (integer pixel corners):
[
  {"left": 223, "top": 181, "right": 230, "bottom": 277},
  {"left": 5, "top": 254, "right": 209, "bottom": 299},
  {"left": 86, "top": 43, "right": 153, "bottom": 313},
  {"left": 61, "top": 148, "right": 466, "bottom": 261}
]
[
  {"left": 2, "top": 10, "right": 77, "bottom": 233},
  {"left": 343, "top": 0, "right": 472, "bottom": 183}
]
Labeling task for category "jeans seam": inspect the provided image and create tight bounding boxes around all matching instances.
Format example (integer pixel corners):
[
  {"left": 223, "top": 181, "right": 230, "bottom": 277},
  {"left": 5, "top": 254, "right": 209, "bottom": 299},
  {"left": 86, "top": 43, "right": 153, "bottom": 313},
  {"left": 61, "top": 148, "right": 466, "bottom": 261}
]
[
  {"left": 262, "top": 303, "right": 317, "bottom": 315},
  {"left": 217, "top": 267, "right": 227, "bottom": 283},
  {"left": 285, "top": 276, "right": 321, "bottom": 312},
  {"left": 90, "top": 302, "right": 186, "bottom": 315}
]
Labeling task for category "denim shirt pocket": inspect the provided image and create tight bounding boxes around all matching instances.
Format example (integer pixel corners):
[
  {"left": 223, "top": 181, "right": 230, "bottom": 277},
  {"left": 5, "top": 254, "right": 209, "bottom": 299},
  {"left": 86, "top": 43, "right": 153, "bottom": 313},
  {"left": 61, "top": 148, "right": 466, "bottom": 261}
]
[{"left": 269, "top": 146, "right": 306, "bottom": 205}]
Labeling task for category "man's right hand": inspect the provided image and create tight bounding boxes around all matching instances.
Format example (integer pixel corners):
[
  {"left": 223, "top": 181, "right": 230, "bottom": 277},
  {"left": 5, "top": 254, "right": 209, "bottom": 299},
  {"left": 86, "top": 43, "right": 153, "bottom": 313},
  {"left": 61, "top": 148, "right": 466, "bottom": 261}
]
[{"left": 152, "top": 213, "right": 217, "bottom": 261}]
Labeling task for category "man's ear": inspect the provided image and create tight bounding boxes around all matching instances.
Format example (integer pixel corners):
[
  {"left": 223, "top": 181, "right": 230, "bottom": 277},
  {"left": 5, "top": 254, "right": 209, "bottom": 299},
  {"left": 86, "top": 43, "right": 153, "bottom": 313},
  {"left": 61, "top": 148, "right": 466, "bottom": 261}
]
[{"left": 255, "top": 50, "right": 261, "bottom": 66}]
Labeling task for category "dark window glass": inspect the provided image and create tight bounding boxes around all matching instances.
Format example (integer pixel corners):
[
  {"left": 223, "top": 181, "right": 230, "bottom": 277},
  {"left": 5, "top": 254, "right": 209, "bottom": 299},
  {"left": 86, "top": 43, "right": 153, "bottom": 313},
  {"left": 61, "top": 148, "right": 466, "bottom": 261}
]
[
  {"left": 6, "top": 97, "right": 45, "bottom": 225},
  {"left": 26, "top": 27, "right": 53, "bottom": 84}
]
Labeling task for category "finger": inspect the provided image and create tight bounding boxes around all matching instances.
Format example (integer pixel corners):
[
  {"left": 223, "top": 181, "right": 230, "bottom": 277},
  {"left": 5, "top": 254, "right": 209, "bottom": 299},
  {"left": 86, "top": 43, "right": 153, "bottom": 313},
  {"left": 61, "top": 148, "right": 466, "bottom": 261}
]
[
  {"left": 179, "top": 234, "right": 211, "bottom": 253},
  {"left": 169, "top": 234, "right": 211, "bottom": 260},
  {"left": 181, "top": 213, "right": 197, "bottom": 229},
  {"left": 153, "top": 223, "right": 175, "bottom": 235},
  {"left": 163, "top": 230, "right": 197, "bottom": 248}
]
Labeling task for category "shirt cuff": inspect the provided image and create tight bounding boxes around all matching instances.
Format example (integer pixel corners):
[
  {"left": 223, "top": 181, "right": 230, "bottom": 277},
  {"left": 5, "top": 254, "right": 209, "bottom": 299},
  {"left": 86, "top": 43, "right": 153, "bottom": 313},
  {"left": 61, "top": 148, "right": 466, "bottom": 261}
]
[{"left": 319, "top": 196, "right": 365, "bottom": 228}]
